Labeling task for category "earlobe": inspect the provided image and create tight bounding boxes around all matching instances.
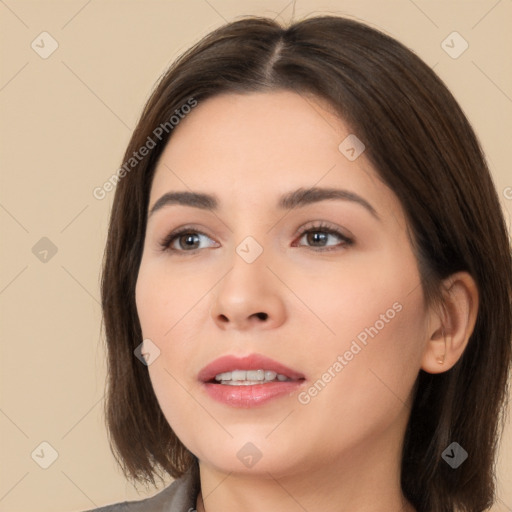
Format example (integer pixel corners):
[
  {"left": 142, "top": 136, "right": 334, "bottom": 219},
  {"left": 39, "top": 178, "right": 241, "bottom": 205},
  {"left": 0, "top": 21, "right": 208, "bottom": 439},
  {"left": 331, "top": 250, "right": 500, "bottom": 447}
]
[
  {"left": 422, "top": 323, "right": 448, "bottom": 374},
  {"left": 434, "top": 330, "right": 446, "bottom": 365},
  {"left": 421, "top": 272, "right": 479, "bottom": 374}
]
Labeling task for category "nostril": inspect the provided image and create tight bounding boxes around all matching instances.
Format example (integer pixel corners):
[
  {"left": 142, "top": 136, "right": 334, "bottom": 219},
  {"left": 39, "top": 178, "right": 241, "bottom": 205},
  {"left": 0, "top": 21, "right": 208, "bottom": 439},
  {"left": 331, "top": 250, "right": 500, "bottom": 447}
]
[{"left": 255, "top": 312, "right": 268, "bottom": 320}]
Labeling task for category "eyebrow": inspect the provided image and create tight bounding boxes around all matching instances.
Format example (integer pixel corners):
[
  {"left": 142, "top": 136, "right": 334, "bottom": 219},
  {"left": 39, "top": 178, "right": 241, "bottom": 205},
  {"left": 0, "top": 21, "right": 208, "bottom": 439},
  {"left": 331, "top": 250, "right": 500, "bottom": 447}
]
[{"left": 148, "top": 187, "right": 380, "bottom": 220}]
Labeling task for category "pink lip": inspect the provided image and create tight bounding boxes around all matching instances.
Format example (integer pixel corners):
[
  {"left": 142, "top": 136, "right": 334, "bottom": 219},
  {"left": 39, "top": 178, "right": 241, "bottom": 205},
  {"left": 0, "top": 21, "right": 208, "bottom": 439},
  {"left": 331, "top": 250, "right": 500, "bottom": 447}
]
[{"left": 198, "top": 353, "right": 306, "bottom": 408}]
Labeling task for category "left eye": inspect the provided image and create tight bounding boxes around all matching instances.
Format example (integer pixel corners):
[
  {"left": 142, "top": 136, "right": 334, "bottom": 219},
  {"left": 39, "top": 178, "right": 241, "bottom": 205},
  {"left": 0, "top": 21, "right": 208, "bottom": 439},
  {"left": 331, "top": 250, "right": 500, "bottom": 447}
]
[
  {"left": 160, "top": 230, "right": 217, "bottom": 252},
  {"left": 295, "top": 227, "right": 353, "bottom": 251}
]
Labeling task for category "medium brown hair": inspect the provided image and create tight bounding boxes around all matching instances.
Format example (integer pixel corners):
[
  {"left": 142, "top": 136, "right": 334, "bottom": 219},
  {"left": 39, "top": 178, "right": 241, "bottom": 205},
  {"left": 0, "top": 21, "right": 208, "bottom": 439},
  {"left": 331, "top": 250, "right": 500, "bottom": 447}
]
[{"left": 101, "top": 14, "right": 512, "bottom": 512}]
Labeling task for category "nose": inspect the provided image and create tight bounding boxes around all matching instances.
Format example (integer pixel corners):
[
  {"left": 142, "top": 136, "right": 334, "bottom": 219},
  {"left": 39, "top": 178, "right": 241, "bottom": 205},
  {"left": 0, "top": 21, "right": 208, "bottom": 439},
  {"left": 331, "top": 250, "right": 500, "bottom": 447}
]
[{"left": 209, "top": 249, "right": 286, "bottom": 331}]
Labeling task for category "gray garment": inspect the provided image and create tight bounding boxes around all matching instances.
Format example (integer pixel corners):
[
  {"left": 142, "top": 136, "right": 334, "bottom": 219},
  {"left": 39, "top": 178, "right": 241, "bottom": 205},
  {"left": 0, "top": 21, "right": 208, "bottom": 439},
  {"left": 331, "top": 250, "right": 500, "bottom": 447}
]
[{"left": 82, "top": 464, "right": 200, "bottom": 512}]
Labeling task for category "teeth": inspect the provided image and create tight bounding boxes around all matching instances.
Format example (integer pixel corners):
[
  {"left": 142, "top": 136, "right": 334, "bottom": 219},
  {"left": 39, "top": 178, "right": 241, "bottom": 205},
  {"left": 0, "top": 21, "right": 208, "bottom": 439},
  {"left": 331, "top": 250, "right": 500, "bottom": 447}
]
[
  {"left": 213, "top": 369, "right": 290, "bottom": 385},
  {"left": 246, "top": 370, "right": 265, "bottom": 381},
  {"left": 231, "top": 370, "right": 246, "bottom": 381},
  {"left": 215, "top": 372, "right": 232, "bottom": 381}
]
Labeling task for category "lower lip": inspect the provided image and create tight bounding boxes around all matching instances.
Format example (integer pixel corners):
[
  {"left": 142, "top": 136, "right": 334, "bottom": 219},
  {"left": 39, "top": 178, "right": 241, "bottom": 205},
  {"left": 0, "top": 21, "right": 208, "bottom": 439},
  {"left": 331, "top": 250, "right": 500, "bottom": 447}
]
[{"left": 201, "top": 380, "right": 305, "bottom": 407}]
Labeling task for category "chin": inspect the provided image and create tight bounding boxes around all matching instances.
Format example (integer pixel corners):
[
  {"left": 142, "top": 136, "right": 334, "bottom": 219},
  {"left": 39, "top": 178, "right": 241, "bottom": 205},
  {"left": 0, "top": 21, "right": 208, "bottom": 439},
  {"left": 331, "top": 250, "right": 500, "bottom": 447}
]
[{"left": 192, "top": 436, "right": 307, "bottom": 478}]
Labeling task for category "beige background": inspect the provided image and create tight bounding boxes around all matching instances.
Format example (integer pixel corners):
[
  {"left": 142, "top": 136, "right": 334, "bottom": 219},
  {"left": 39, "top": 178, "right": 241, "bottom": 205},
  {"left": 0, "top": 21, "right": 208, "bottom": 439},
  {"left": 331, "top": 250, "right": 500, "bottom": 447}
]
[{"left": 0, "top": 0, "right": 511, "bottom": 510}]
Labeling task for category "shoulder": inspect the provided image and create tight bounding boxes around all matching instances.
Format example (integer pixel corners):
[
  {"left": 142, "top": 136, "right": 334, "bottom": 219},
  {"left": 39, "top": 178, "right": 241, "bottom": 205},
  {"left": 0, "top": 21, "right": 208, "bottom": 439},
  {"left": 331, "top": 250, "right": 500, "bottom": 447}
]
[{"left": 80, "top": 466, "right": 199, "bottom": 512}]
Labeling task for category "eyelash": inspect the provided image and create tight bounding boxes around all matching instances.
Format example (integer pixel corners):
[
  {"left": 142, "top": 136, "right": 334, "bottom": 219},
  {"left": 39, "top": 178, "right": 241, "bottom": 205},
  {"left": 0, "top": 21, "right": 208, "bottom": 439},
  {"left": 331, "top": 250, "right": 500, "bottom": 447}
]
[{"left": 158, "top": 221, "right": 354, "bottom": 255}]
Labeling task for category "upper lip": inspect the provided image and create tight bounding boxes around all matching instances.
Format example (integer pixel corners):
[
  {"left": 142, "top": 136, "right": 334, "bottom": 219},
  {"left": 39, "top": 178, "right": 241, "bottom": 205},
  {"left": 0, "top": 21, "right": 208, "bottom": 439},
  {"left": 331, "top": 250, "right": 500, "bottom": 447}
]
[{"left": 198, "top": 353, "right": 306, "bottom": 383}]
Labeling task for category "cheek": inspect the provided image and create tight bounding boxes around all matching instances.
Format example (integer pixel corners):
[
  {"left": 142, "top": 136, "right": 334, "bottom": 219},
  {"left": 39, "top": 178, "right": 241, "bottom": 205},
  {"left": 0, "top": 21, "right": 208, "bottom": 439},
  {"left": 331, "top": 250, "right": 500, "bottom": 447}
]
[
  {"left": 135, "top": 265, "right": 196, "bottom": 372},
  {"left": 135, "top": 260, "right": 210, "bottom": 451},
  {"left": 292, "top": 293, "right": 426, "bottom": 462},
  {"left": 135, "top": 258, "right": 209, "bottom": 340},
  {"left": 296, "top": 248, "right": 427, "bottom": 413},
  {"left": 136, "top": 261, "right": 164, "bottom": 338},
  {"left": 306, "top": 280, "right": 426, "bottom": 428},
  {"left": 286, "top": 247, "right": 424, "bottom": 358},
  {"left": 146, "top": 359, "right": 206, "bottom": 458}
]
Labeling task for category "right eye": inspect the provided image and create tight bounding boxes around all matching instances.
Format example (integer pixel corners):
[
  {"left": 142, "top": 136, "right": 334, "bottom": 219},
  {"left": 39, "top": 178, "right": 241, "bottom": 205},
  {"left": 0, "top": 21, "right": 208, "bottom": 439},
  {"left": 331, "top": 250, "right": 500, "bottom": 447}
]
[{"left": 159, "top": 227, "right": 218, "bottom": 254}]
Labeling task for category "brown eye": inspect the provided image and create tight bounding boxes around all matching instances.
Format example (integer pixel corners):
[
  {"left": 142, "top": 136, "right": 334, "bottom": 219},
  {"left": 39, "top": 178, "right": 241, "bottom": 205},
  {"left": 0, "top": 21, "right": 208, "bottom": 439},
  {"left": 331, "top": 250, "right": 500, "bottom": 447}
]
[
  {"left": 174, "top": 232, "right": 202, "bottom": 251},
  {"left": 295, "top": 222, "right": 354, "bottom": 251},
  {"left": 160, "top": 228, "right": 217, "bottom": 254}
]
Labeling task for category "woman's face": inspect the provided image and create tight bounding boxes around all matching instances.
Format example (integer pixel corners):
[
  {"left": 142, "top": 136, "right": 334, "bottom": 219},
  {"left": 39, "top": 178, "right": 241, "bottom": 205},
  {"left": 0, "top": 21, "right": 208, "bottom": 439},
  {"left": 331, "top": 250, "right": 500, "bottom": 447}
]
[{"left": 135, "top": 90, "right": 431, "bottom": 477}]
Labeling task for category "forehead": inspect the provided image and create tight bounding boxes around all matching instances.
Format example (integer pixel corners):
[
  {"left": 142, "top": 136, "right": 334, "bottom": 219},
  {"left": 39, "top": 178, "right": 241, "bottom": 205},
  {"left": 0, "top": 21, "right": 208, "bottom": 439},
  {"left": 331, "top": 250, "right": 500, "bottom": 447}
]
[{"left": 149, "top": 91, "right": 397, "bottom": 217}]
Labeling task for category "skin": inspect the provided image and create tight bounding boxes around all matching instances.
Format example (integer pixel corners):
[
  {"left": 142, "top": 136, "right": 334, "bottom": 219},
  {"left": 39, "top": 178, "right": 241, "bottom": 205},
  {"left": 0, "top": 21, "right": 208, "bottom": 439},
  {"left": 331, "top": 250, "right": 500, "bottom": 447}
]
[{"left": 135, "top": 90, "right": 478, "bottom": 512}]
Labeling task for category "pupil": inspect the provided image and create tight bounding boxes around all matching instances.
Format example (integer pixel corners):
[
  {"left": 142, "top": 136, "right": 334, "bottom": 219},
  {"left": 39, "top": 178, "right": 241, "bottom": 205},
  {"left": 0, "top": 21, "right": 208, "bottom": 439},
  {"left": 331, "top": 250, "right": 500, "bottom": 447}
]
[
  {"left": 182, "top": 234, "right": 198, "bottom": 248},
  {"left": 309, "top": 232, "right": 327, "bottom": 246}
]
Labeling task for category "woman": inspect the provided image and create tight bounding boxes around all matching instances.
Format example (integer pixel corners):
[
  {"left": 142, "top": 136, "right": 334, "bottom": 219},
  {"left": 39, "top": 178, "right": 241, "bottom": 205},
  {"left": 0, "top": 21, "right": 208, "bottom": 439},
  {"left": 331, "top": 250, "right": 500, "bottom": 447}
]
[{"left": 87, "top": 14, "right": 512, "bottom": 512}]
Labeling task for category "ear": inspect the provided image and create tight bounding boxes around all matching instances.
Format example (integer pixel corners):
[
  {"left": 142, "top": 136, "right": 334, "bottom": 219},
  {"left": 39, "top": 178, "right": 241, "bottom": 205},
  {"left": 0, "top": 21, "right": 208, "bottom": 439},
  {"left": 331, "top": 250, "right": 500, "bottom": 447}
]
[{"left": 421, "top": 271, "right": 479, "bottom": 374}]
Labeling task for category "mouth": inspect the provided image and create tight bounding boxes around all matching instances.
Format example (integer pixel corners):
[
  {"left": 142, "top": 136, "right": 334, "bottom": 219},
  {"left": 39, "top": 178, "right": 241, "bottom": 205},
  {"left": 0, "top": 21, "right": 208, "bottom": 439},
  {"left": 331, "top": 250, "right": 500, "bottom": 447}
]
[
  {"left": 198, "top": 353, "right": 306, "bottom": 407},
  {"left": 198, "top": 353, "right": 306, "bottom": 384}
]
